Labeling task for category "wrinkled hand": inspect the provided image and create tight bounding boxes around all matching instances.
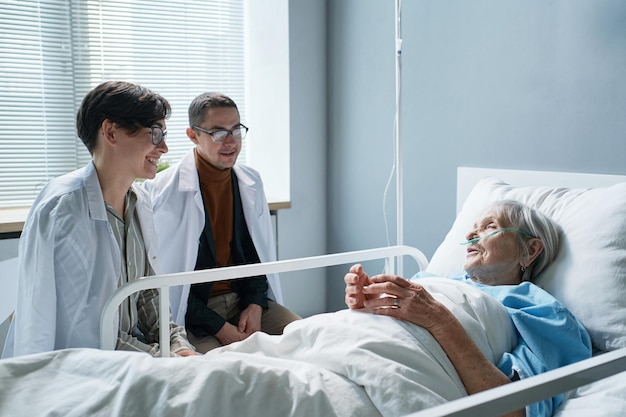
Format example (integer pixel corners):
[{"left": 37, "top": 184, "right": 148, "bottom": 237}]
[
  {"left": 361, "top": 274, "right": 521, "bottom": 411},
  {"left": 360, "top": 274, "right": 453, "bottom": 333},
  {"left": 345, "top": 264, "right": 377, "bottom": 309}
]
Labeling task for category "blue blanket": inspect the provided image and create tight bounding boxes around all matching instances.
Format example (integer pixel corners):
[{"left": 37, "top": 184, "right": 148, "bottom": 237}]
[{"left": 412, "top": 273, "right": 592, "bottom": 417}]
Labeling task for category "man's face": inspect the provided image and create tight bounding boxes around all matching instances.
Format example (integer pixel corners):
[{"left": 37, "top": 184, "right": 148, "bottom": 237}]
[{"left": 187, "top": 106, "right": 242, "bottom": 170}]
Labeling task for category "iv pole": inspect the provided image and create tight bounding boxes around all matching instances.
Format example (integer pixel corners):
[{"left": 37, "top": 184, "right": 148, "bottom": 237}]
[{"left": 394, "top": 0, "right": 403, "bottom": 277}]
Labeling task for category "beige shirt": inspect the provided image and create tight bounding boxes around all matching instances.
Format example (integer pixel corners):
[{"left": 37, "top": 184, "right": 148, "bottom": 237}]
[{"left": 106, "top": 190, "right": 193, "bottom": 356}]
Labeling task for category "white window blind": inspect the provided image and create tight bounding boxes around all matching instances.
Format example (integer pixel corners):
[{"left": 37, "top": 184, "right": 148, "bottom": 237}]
[{"left": 0, "top": 0, "right": 246, "bottom": 209}]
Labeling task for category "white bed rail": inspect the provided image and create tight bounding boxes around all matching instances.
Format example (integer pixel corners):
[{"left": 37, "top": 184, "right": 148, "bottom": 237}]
[
  {"left": 403, "top": 346, "right": 626, "bottom": 417},
  {"left": 100, "top": 245, "right": 429, "bottom": 356}
]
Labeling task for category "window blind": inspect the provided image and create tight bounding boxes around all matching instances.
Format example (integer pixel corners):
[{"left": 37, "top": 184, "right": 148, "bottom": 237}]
[{"left": 0, "top": 0, "right": 246, "bottom": 209}]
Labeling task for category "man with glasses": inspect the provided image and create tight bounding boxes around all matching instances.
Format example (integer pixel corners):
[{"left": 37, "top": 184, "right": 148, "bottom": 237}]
[
  {"left": 144, "top": 92, "right": 300, "bottom": 353},
  {"left": 3, "top": 81, "right": 197, "bottom": 358}
]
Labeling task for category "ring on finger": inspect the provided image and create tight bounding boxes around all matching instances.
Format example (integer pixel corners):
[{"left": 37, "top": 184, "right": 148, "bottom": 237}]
[{"left": 393, "top": 298, "right": 399, "bottom": 307}]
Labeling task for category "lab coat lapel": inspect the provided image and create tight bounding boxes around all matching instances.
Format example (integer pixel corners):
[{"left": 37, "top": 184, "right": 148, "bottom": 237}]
[
  {"left": 133, "top": 184, "right": 162, "bottom": 275},
  {"left": 83, "top": 161, "right": 108, "bottom": 222},
  {"left": 179, "top": 150, "right": 206, "bottom": 216},
  {"left": 233, "top": 165, "right": 259, "bottom": 219},
  {"left": 83, "top": 161, "right": 121, "bottom": 274}
]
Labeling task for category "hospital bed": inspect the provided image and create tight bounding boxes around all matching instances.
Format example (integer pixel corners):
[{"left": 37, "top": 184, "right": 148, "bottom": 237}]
[{"left": 1, "top": 167, "right": 625, "bottom": 417}]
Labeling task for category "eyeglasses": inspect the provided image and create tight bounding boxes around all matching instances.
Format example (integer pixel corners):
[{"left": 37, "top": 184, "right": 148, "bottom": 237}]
[
  {"left": 150, "top": 126, "right": 167, "bottom": 146},
  {"left": 192, "top": 124, "right": 249, "bottom": 143},
  {"left": 460, "top": 227, "right": 536, "bottom": 245}
]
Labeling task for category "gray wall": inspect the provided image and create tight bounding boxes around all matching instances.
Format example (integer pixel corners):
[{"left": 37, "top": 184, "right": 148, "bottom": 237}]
[
  {"left": 275, "top": 0, "right": 328, "bottom": 317},
  {"left": 326, "top": 0, "right": 626, "bottom": 311}
]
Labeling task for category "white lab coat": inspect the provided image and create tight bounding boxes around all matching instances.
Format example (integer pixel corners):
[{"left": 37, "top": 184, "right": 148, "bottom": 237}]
[
  {"left": 143, "top": 149, "right": 283, "bottom": 325},
  {"left": 3, "top": 162, "right": 161, "bottom": 358}
]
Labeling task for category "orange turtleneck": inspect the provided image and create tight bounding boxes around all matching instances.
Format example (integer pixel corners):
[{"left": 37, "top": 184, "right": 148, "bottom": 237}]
[{"left": 195, "top": 149, "right": 234, "bottom": 296}]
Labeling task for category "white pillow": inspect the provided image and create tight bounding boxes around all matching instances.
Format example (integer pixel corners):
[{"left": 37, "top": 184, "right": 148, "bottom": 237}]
[{"left": 426, "top": 176, "right": 626, "bottom": 351}]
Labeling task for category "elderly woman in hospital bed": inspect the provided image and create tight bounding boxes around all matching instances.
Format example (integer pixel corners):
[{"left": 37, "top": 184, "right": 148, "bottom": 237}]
[
  {"left": 345, "top": 200, "right": 591, "bottom": 417},
  {"left": 0, "top": 200, "right": 594, "bottom": 417}
]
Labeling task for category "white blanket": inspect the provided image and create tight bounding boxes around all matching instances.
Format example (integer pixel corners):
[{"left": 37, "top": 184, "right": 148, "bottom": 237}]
[
  {"left": 553, "top": 369, "right": 626, "bottom": 417},
  {"left": 0, "top": 278, "right": 516, "bottom": 417}
]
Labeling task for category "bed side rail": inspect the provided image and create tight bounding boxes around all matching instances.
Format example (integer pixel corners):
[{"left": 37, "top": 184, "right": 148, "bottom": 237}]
[
  {"left": 100, "top": 245, "right": 429, "bottom": 356},
  {"left": 402, "top": 346, "right": 626, "bottom": 417}
]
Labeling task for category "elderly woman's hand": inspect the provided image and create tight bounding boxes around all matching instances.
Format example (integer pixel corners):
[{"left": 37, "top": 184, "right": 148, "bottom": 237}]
[
  {"left": 360, "top": 274, "right": 453, "bottom": 333},
  {"left": 350, "top": 268, "right": 526, "bottom": 415},
  {"left": 344, "top": 264, "right": 376, "bottom": 309}
]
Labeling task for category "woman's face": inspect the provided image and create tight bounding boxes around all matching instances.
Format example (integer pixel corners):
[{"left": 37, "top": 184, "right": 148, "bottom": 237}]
[
  {"left": 463, "top": 209, "right": 523, "bottom": 285},
  {"left": 108, "top": 119, "right": 169, "bottom": 181}
]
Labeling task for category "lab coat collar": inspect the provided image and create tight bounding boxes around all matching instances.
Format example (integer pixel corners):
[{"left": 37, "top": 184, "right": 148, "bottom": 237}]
[
  {"left": 178, "top": 150, "right": 201, "bottom": 192},
  {"left": 233, "top": 165, "right": 258, "bottom": 210},
  {"left": 82, "top": 161, "right": 161, "bottom": 274},
  {"left": 180, "top": 148, "right": 259, "bottom": 191},
  {"left": 179, "top": 149, "right": 259, "bottom": 208},
  {"left": 233, "top": 165, "right": 256, "bottom": 188},
  {"left": 83, "top": 161, "right": 108, "bottom": 222},
  {"left": 133, "top": 183, "right": 162, "bottom": 275}
]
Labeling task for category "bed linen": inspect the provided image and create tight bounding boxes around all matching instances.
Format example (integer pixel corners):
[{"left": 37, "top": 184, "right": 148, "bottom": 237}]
[
  {"left": 553, "top": 369, "right": 626, "bottom": 417},
  {"left": 0, "top": 278, "right": 516, "bottom": 417}
]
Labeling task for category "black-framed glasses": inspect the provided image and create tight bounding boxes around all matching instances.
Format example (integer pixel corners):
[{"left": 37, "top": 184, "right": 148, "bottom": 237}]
[
  {"left": 150, "top": 126, "right": 167, "bottom": 145},
  {"left": 192, "top": 124, "right": 249, "bottom": 143}
]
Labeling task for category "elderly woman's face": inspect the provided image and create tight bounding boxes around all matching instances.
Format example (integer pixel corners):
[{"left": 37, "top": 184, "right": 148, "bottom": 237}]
[{"left": 463, "top": 209, "right": 523, "bottom": 285}]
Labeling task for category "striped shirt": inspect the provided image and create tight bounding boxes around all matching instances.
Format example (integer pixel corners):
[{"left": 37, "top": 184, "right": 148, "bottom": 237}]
[{"left": 106, "top": 190, "right": 193, "bottom": 356}]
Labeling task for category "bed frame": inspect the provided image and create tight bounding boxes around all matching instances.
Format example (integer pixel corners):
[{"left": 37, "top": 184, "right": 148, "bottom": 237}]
[
  {"left": 100, "top": 245, "right": 430, "bottom": 355},
  {"left": 99, "top": 167, "right": 626, "bottom": 417}
]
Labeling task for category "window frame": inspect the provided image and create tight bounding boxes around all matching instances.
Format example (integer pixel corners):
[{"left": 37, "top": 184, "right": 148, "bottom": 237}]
[{"left": 0, "top": 0, "right": 291, "bottom": 235}]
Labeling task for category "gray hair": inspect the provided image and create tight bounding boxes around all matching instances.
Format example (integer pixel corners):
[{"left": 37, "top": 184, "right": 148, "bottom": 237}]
[{"left": 486, "top": 200, "right": 560, "bottom": 282}]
